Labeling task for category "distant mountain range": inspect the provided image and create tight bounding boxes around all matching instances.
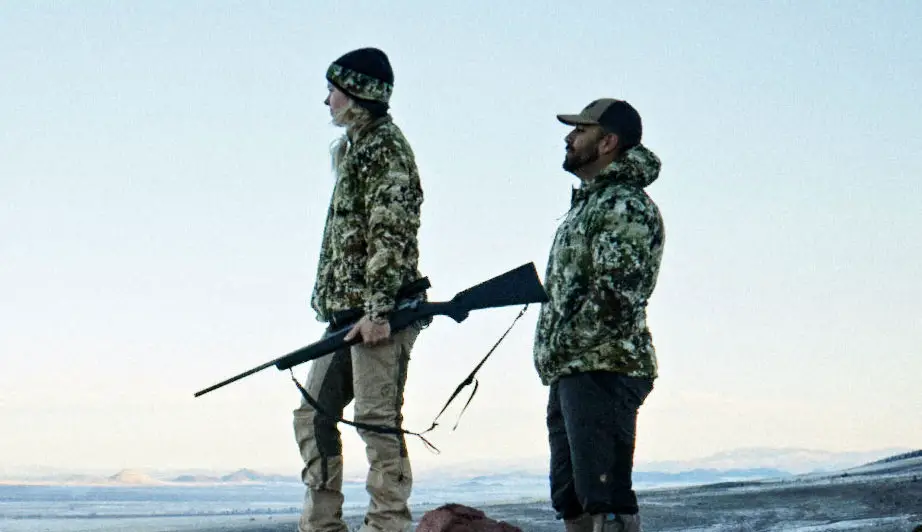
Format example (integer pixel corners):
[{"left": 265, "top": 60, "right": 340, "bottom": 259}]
[
  {"left": 171, "top": 468, "right": 297, "bottom": 484},
  {"left": 410, "top": 446, "right": 914, "bottom": 480},
  {"left": 0, "top": 446, "right": 914, "bottom": 486},
  {"left": 635, "top": 446, "right": 913, "bottom": 475},
  {"left": 449, "top": 467, "right": 793, "bottom": 490},
  {"left": 635, "top": 467, "right": 791, "bottom": 485}
]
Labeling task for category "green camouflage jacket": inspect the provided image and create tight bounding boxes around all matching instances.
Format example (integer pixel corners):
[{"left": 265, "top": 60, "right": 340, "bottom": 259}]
[
  {"left": 533, "top": 144, "right": 665, "bottom": 385},
  {"left": 310, "top": 116, "right": 424, "bottom": 323}
]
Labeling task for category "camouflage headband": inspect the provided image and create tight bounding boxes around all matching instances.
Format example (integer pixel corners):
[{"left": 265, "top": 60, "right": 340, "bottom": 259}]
[{"left": 327, "top": 63, "right": 393, "bottom": 104}]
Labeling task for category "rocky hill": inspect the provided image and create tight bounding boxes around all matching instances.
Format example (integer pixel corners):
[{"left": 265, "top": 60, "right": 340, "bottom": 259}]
[{"left": 108, "top": 469, "right": 162, "bottom": 485}]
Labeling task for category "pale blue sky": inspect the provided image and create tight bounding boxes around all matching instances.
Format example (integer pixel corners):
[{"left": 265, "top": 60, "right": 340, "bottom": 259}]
[{"left": 2, "top": 1, "right": 920, "bottom": 477}]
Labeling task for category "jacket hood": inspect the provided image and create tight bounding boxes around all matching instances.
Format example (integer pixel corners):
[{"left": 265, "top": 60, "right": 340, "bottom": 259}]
[{"left": 595, "top": 143, "right": 661, "bottom": 189}]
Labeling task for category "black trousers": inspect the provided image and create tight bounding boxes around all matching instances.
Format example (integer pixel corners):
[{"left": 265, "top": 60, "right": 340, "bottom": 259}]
[{"left": 547, "top": 371, "right": 654, "bottom": 519}]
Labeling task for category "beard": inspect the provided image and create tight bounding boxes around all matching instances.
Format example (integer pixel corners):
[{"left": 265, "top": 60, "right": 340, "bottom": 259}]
[{"left": 562, "top": 145, "right": 600, "bottom": 173}]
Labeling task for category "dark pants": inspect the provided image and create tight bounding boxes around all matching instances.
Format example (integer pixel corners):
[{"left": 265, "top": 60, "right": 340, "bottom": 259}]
[{"left": 547, "top": 371, "right": 654, "bottom": 519}]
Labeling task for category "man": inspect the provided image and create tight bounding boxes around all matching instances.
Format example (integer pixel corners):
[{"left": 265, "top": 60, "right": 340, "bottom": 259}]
[
  {"left": 293, "top": 47, "right": 427, "bottom": 532},
  {"left": 533, "top": 99, "right": 665, "bottom": 532}
]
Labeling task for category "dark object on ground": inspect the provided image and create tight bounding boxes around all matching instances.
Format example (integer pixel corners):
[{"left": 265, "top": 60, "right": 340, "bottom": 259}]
[{"left": 416, "top": 503, "right": 524, "bottom": 532}]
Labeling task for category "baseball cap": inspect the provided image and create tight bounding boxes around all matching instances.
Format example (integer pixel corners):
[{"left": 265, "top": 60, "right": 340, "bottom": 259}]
[{"left": 557, "top": 98, "right": 643, "bottom": 149}]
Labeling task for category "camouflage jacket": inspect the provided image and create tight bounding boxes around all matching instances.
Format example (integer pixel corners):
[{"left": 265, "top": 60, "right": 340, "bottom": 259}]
[
  {"left": 310, "top": 116, "right": 425, "bottom": 323},
  {"left": 533, "top": 144, "right": 665, "bottom": 385}
]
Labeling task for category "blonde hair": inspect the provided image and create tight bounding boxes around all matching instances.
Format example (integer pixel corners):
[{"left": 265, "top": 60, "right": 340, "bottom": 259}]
[{"left": 329, "top": 98, "right": 374, "bottom": 175}]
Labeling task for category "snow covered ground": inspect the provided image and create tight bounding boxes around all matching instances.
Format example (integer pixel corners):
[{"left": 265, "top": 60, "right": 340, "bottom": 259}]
[{"left": 3, "top": 452, "right": 920, "bottom": 531}]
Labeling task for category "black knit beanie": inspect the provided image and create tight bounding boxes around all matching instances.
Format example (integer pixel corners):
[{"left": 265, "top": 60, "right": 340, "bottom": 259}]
[{"left": 326, "top": 47, "right": 394, "bottom": 114}]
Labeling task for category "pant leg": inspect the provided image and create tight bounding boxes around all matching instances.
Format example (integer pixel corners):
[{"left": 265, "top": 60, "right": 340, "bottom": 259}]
[
  {"left": 547, "top": 380, "right": 585, "bottom": 520},
  {"left": 351, "top": 325, "right": 419, "bottom": 532},
  {"left": 292, "top": 334, "right": 354, "bottom": 532},
  {"left": 558, "top": 371, "right": 653, "bottom": 516}
]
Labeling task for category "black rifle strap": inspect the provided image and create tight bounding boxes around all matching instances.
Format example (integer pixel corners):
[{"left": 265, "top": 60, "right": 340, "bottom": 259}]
[
  {"left": 428, "top": 304, "right": 530, "bottom": 431},
  {"left": 289, "top": 370, "right": 441, "bottom": 454},
  {"left": 288, "top": 304, "right": 529, "bottom": 453}
]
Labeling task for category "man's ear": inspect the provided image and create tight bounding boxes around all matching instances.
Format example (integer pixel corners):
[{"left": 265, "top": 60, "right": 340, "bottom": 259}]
[{"left": 599, "top": 132, "right": 620, "bottom": 155}]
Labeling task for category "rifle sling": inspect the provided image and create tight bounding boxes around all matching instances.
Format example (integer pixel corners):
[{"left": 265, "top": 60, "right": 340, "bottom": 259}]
[
  {"left": 289, "top": 371, "right": 441, "bottom": 454},
  {"left": 427, "top": 304, "right": 529, "bottom": 431},
  {"left": 288, "top": 304, "right": 530, "bottom": 454}
]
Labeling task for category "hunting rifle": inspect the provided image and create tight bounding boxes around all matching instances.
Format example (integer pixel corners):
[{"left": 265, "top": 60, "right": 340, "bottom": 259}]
[{"left": 193, "top": 262, "right": 549, "bottom": 398}]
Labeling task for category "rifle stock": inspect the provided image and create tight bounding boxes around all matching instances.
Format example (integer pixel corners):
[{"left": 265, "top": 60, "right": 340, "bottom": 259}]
[{"left": 193, "top": 262, "right": 548, "bottom": 398}]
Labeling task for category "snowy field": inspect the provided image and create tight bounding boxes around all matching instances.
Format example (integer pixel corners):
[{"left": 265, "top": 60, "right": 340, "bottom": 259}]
[{"left": 2, "top": 454, "right": 920, "bottom": 532}]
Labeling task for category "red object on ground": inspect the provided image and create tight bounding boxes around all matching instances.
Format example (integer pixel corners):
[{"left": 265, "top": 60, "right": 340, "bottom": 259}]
[{"left": 415, "top": 503, "right": 524, "bottom": 532}]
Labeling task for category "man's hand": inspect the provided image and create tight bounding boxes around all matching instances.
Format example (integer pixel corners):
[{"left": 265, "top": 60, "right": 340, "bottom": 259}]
[{"left": 344, "top": 315, "right": 391, "bottom": 347}]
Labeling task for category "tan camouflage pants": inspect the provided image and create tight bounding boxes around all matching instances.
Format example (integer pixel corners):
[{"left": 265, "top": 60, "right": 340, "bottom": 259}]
[{"left": 293, "top": 325, "right": 419, "bottom": 532}]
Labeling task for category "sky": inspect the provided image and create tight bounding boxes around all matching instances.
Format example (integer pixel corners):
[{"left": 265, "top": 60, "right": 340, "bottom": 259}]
[{"left": 1, "top": 1, "right": 920, "bottom": 479}]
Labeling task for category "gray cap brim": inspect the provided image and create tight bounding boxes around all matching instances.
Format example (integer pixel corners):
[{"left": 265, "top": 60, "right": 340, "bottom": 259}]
[{"left": 557, "top": 113, "right": 599, "bottom": 126}]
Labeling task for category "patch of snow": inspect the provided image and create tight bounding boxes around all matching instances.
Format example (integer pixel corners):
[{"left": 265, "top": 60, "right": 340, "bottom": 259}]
[{"left": 776, "top": 516, "right": 913, "bottom": 531}]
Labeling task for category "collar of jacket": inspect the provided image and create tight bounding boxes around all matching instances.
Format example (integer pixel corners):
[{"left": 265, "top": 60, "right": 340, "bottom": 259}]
[
  {"left": 570, "top": 143, "right": 661, "bottom": 205},
  {"left": 347, "top": 114, "right": 392, "bottom": 144}
]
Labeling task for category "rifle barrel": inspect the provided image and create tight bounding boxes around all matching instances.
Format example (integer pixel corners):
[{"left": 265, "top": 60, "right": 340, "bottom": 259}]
[
  {"left": 273, "top": 327, "right": 355, "bottom": 371},
  {"left": 193, "top": 358, "right": 278, "bottom": 397}
]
